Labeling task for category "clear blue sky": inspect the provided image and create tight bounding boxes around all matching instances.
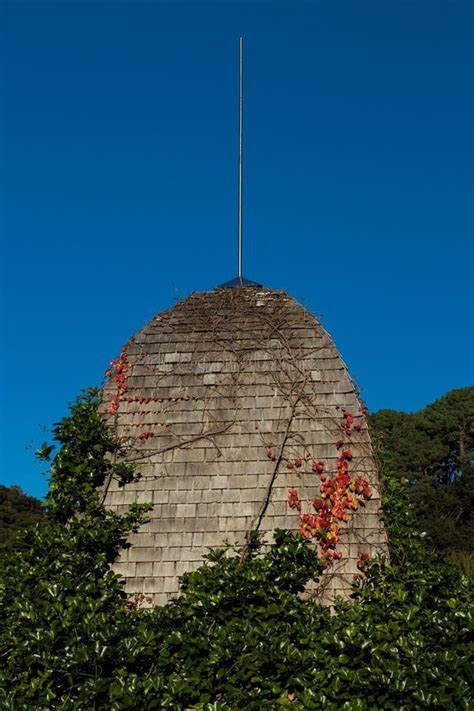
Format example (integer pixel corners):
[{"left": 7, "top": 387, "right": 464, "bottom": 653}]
[{"left": 1, "top": 1, "right": 472, "bottom": 499}]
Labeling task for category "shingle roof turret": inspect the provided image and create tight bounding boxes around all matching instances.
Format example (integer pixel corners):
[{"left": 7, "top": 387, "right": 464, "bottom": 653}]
[{"left": 102, "top": 286, "right": 387, "bottom": 605}]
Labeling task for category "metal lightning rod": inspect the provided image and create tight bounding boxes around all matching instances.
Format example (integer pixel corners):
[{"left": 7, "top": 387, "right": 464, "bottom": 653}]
[{"left": 238, "top": 37, "right": 243, "bottom": 282}]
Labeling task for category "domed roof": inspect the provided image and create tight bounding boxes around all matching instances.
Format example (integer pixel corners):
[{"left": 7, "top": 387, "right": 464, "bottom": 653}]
[{"left": 102, "top": 285, "right": 387, "bottom": 605}]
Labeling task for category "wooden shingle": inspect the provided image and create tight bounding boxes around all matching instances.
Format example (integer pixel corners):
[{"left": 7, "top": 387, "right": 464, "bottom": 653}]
[{"left": 101, "top": 285, "right": 388, "bottom": 604}]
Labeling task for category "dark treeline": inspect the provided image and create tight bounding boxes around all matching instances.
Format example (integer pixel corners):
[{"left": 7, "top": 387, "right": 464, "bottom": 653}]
[
  {"left": 0, "top": 484, "right": 44, "bottom": 556},
  {"left": 369, "top": 386, "right": 473, "bottom": 572}
]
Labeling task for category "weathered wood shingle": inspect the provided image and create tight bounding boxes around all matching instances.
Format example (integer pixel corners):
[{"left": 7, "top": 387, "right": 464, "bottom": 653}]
[{"left": 101, "top": 286, "right": 388, "bottom": 605}]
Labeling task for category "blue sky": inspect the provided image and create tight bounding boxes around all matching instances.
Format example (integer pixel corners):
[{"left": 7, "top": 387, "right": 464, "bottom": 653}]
[{"left": 1, "top": 1, "right": 472, "bottom": 499}]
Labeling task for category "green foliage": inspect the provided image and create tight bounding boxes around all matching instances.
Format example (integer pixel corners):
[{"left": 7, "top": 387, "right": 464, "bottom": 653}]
[
  {"left": 0, "top": 389, "right": 151, "bottom": 709},
  {"left": 0, "top": 388, "right": 472, "bottom": 709},
  {"left": 369, "top": 387, "right": 474, "bottom": 554},
  {"left": 0, "top": 484, "right": 44, "bottom": 557},
  {"left": 136, "top": 473, "right": 472, "bottom": 710}
]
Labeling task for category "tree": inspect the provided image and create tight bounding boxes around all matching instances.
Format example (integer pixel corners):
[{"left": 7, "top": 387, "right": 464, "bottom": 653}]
[
  {"left": 0, "top": 484, "right": 44, "bottom": 557},
  {"left": 369, "top": 387, "right": 474, "bottom": 556}
]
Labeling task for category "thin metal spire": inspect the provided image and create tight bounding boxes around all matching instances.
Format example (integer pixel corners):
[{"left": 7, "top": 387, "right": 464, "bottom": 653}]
[
  {"left": 238, "top": 37, "right": 243, "bottom": 281},
  {"left": 220, "top": 38, "right": 261, "bottom": 289}
]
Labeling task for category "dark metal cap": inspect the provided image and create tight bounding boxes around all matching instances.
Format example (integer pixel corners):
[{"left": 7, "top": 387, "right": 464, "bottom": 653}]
[{"left": 219, "top": 276, "right": 262, "bottom": 288}]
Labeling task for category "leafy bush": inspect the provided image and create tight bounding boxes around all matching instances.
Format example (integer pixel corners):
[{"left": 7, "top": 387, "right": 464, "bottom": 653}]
[
  {"left": 0, "top": 390, "right": 472, "bottom": 709},
  {"left": 0, "top": 390, "right": 151, "bottom": 709}
]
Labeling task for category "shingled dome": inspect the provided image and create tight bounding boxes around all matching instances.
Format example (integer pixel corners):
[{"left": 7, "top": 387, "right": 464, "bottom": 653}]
[{"left": 101, "top": 286, "right": 387, "bottom": 605}]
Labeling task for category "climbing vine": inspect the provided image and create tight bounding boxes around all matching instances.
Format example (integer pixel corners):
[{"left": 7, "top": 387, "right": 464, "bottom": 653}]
[
  {"left": 104, "top": 349, "right": 130, "bottom": 414},
  {"left": 288, "top": 448, "right": 373, "bottom": 569},
  {"left": 265, "top": 404, "right": 376, "bottom": 574}
]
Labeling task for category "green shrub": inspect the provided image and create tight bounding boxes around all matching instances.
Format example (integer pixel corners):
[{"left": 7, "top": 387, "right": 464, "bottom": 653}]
[{"left": 0, "top": 390, "right": 472, "bottom": 709}]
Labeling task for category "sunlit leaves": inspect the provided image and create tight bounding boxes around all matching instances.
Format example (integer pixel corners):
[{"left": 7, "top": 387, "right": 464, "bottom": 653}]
[{"left": 0, "top": 389, "right": 472, "bottom": 708}]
